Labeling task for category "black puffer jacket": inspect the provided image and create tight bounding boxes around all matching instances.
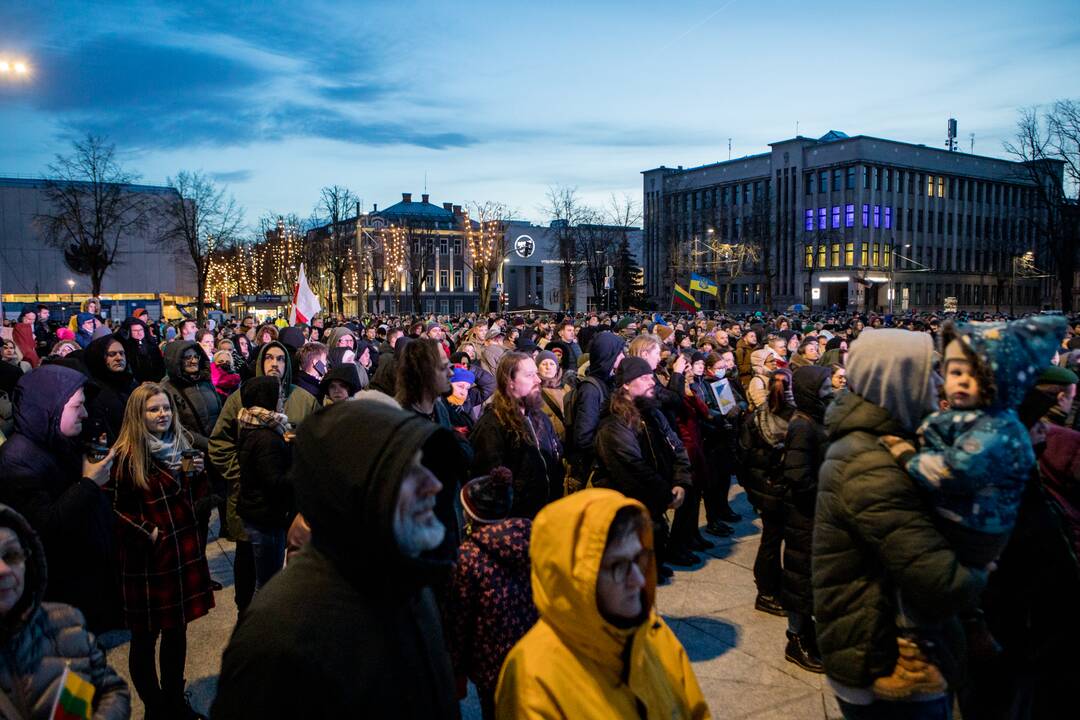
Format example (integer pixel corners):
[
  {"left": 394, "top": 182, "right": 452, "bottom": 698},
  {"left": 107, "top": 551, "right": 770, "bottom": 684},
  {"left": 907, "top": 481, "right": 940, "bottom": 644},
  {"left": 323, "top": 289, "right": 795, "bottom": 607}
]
[
  {"left": 780, "top": 366, "right": 830, "bottom": 617},
  {"left": 213, "top": 401, "right": 463, "bottom": 719},
  {"left": 470, "top": 408, "right": 562, "bottom": 519},
  {"left": 161, "top": 340, "right": 223, "bottom": 452},
  {"left": 812, "top": 389, "right": 987, "bottom": 689},
  {"left": 116, "top": 317, "right": 166, "bottom": 382},
  {"left": 566, "top": 332, "right": 622, "bottom": 478},
  {"left": 83, "top": 334, "right": 137, "bottom": 445}
]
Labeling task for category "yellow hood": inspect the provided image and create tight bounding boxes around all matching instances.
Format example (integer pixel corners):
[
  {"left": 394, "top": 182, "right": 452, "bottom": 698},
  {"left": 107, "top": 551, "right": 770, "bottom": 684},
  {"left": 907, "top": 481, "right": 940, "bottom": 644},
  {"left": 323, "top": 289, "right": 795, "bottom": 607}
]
[{"left": 530, "top": 488, "right": 656, "bottom": 667}]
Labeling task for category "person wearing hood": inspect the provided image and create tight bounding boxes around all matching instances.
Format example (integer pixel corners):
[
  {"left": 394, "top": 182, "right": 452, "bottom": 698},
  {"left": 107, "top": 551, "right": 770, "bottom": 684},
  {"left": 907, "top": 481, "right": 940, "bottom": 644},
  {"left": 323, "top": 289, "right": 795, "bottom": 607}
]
[
  {"left": 12, "top": 321, "right": 40, "bottom": 370},
  {"left": 565, "top": 331, "right": 625, "bottom": 491},
  {"left": 74, "top": 312, "right": 99, "bottom": 350},
  {"left": 84, "top": 334, "right": 138, "bottom": 446},
  {"left": 117, "top": 316, "right": 166, "bottom": 383},
  {"left": 161, "top": 341, "right": 224, "bottom": 457},
  {"left": 320, "top": 363, "right": 363, "bottom": 404},
  {"left": 354, "top": 338, "right": 378, "bottom": 377},
  {"left": 735, "top": 327, "right": 759, "bottom": 390},
  {"left": 209, "top": 340, "right": 319, "bottom": 616},
  {"left": 812, "top": 329, "right": 987, "bottom": 718},
  {"left": 276, "top": 326, "right": 306, "bottom": 357},
  {"left": 535, "top": 349, "right": 571, "bottom": 441},
  {"left": 0, "top": 365, "right": 119, "bottom": 632},
  {"left": 212, "top": 400, "right": 464, "bottom": 719},
  {"left": 369, "top": 331, "right": 409, "bottom": 397},
  {"left": 0, "top": 504, "right": 130, "bottom": 719},
  {"left": 324, "top": 326, "right": 357, "bottom": 354},
  {"left": 746, "top": 347, "right": 779, "bottom": 410},
  {"left": 110, "top": 382, "right": 214, "bottom": 719},
  {"left": 779, "top": 365, "right": 833, "bottom": 674},
  {"left": 444, "top": 469, "right": 537, "bottom": 719},
  {"left": 494, "top": 489, "right": 709, "bottom": 719}
]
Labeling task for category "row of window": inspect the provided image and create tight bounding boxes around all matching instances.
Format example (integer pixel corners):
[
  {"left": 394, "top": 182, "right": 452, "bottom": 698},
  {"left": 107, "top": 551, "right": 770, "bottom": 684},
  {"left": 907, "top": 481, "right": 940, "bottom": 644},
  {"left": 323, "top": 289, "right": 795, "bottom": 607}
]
[
  {"left": 667, "top": 179, "right": 773, "bottom": 213},
  {"left": 806, "top": 166, "right": 1028, "bottom": 207},
  {"left": 412, "top": 238, "right": 464, "bottom": 255},
  {"left": 804, "top": 242, "right": 893, "bottom": 269},
  {"left": 903, "top": 282, "right": 1040, "bottom": 308},
  {"left": 804, "top": 205, "right": 892, "bottom": 231},
  {"left": 421, "top": 269, "right": 465, "bottom": 289}
]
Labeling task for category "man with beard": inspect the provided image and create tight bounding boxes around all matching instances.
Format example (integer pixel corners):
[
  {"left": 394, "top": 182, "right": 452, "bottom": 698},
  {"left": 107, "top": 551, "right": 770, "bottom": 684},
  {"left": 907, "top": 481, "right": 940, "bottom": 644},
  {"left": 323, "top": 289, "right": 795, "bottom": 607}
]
[
  {"left": 471, "top": 353, "right": 563, "bottom": 519},
  {"left": 594, "top": 356, "right": 691, "bottom": 581},
  {"left": 117, "top": 316, "right": 166, "bottom": 382},
  {"left": 213, "top": 401, "right": 464, "bottom": 719}
]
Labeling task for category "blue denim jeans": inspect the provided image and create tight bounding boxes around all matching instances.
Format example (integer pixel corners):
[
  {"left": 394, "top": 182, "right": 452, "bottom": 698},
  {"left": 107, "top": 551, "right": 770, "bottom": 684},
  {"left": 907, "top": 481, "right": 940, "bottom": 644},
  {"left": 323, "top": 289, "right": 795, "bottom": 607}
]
[
  {"left": 243, "top": 522, "right": 286, "bottom": 592},
  {"left": 837, "top": 696, "right": 952, "bottom": 720}
]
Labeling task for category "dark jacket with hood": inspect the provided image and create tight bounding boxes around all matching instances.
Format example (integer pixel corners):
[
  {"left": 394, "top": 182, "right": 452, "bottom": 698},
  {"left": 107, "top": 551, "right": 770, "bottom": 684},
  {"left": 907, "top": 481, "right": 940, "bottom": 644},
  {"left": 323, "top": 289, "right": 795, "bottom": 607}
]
[
  {"left": 369, "top": 336, "right": 409, "bottom": 397},
  {"left": 212, "top": 400, "right": 462, "bottom": 720},
  {"left": 780, "top": 365, "right": 831, "bottom": 618},
  {"left": 0, "top": 504, "right": 130, "bottom": 720},
  {"left": 471, "top": 408, "right": 563, "bottom": 519},
  {"left": 567, "top": 331, "right": 623, "bottom": 478},
  {"left": 812, "top": 329, "right": 986, "bottom": 690},
  {"left": 83, "top": 334, "right": 138, "bottom": 446},
  {"left": 161, "top": 340, "right": 223, "bottom": 453},
  {"left": 116, "top": 317, "right": 166, "bottom": 383},
  {"left": 236, "top": 377, "right": 294, "bottom": 530},
  {"left": 0, "top": 366, "right": 119, "bottom": 633}
]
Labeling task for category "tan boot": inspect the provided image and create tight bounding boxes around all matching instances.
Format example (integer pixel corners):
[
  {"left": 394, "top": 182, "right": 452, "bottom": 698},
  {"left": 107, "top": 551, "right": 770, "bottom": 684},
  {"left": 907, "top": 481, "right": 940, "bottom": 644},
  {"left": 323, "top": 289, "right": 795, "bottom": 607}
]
[{"left": 872, "top": 637, "right": 947, "bottom": 700}]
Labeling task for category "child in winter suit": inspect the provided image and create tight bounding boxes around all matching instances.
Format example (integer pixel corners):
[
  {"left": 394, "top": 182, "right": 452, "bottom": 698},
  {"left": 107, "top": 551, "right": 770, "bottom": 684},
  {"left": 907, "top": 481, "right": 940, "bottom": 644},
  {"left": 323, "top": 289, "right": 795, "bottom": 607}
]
[{"left": 877, "top": 315, "right": 1066, "bottom": 699}]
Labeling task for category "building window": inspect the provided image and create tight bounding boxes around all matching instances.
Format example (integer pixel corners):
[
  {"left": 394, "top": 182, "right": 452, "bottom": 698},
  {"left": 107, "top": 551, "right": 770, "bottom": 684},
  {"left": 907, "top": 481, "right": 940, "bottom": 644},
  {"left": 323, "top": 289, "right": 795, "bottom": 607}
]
[
  {"left": 860, "top": 243, "right": 869, "bottom": 266},
  {"left": 440, "top": 299, "right": 449, "bottom": 314},
  {"left": 873, "top": 167, "right": 880, "bottom": 191},
  {"left": 898, "top": 170, "right": 905, "bottom": 193},
  {"left": 805, "top": 245, "right": 814, "bottom": 268},
  {"left": 908, "top": 173, "right": 915, "bottom": 195},
  {"left": 873, "top": 205, "right": 881, "bottom": 229},
  {"left": 927, "top": 175, "right": 934, "bottom": 196},
  {"left": 884, "top": 207, "right": 892, "bottom": 230},
  {"left": 862, "top": 204, "right": 870, "bottom": 228},
  {"left": 819, "top": 171, "right": 828, "bottom": 194},
  {"left": 872, "top": 245, "right": 880, "bottom": 266},
  {"left": 804, "top": 173, "right": 813, "bottom": 195},
  {"left": 845, "top": 204, "right": 855, "bottom": 228},
  {"left": 832, "top": 206, "right": 841, "bottom": 229},
  {"left": 439, "top": 269, "right": 448, "bottom": 288},
  {"left": 832, "top": 244, "right": 841, "bottom": 267},
  {"left": 805, "top": 209, "right": 814, "bottom": 231},
  {"left": 884, "top": 169, "right": 891, "bottom": 192},
  {"left": 883, "top": 244, "right": 891, "bottom": 268},
  {"left": 846, "top": 166, "right": 855, "bottom": 190},
  {"left": 864, "top": 166, "right": 871, "bottom": 189},
  {"left": 833, "top": 169, "right": 843, "bottom": 192},
  {"left": 453, "top": 238, "right": 462, "bottom": 254},
  {"left": 734, "top": 185, "right": 741, "bottom": 205},
  {"left": 425, "top": 270, "right": 434, "bottom": 288},
  {"left": 818, "top": 244, "right": 827, "bottom": 268},
  {"left": 454, "top": 269, "right": 463, "bottom": 288},
  {"left": 937, "top": 176, "right": 945, "bottom": 198},
  {"left": 845, "top": 242, "right": 854, "bottom": 266},
  {"left": 440, "top": 237, "right": 448, "bottom": 254},
  {"left": 454, "top": 299, "right": 463, "bottom": 314},
  {"left": 818, "top": 207, "right": 827, "bottom": 230},
  {"left": 722, "top": 186, "right": 730, "bottom": 205}
]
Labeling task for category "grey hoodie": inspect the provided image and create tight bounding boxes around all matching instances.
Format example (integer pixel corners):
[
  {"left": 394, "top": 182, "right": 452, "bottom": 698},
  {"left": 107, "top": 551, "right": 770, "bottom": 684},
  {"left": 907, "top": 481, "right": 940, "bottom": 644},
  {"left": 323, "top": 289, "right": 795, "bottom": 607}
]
[{"left": 845, "top": 329, "right": 937, "bottom": 433}]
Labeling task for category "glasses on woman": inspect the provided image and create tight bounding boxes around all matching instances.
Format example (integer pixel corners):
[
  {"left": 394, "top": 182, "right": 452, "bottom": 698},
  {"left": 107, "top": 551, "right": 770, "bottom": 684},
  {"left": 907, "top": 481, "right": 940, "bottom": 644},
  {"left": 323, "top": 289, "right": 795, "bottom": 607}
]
[{"left": 605, "top": 548, "right": 653, "bottom": 584}]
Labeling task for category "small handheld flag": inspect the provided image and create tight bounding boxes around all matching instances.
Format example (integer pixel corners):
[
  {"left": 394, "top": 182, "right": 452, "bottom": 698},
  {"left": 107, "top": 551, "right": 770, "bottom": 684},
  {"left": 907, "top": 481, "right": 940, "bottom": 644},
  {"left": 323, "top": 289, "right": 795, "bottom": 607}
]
[
  {"left": 673, "top": 284, "right": 701, "bottom": 312},
  {"left": 51, "top": 666, "right": 95, "bottom": 720},
  {"left": 689, "top": 273, "right": 718, "bottom": 296}
]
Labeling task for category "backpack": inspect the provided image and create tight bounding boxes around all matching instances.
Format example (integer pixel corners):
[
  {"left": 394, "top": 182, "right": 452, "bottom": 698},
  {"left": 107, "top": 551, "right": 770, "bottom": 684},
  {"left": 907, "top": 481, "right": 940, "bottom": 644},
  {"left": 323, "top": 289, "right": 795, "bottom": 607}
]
[
  {"left": 561, "top": 375, "right": 607, "bottom": 451},
  {"left": 561, "top": 375, "right": 608, "bottom": 492}
]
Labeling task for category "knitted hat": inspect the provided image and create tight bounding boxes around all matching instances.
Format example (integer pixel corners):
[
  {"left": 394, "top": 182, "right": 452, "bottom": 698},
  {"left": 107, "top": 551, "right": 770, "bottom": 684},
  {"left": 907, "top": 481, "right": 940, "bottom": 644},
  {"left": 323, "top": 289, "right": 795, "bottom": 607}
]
[
  {"left": 1039, "top": 365, "right": 1079, "bottom": 386},
  {"left": 535, "top": 350, "right": 558, "bottom": 368},
  {"left": 56, "top": 327, "right": 75, "bottom": 341},
  {"left": 460, "top": 467, "right": 514, "bottom": 523},
  {"left": 241, "top": 375, "right": 282, "bottom": 411},
  {"left": 615, "top": 356, "right": 652, "bottom": 386},
  {"left": 450, "top": 367, "right": 475, "bottom": 385}
]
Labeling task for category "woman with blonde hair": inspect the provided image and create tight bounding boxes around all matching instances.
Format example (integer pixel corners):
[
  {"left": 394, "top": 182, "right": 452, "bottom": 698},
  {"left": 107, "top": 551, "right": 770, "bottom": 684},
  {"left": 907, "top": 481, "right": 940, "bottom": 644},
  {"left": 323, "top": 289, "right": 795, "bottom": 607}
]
[{"left": 111, "top": 382, "right": 214, "bottom": 719}]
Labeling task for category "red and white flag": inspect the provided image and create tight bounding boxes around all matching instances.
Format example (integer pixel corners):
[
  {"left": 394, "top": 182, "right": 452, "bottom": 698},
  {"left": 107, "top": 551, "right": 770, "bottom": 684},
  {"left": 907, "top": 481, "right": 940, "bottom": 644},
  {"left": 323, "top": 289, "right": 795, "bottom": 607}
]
[{"left": 289, "top": 263, "right": 321, "bottom": 325}]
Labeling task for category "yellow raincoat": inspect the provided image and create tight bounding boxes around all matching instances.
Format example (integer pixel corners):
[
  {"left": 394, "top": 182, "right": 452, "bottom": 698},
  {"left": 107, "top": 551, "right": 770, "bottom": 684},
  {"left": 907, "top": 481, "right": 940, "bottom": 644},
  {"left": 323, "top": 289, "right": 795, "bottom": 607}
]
[{"left": 495, "top": 489, "right": 710, "bottom": 719}]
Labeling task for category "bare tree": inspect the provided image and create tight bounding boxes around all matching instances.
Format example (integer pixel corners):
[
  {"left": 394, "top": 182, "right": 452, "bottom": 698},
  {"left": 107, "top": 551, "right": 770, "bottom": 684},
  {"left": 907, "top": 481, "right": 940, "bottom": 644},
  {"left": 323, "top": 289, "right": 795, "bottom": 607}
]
[
  {"left": 256, "top": 212, "right": 310, "bottom": 296},
  {"left": 606, "top": 194, "right": 643, "bottom": 310},
  {"left": 542, "top": 186, "right": 589, "bottom": 311},
  {"left": 158, "top": 171, "right": 243, "bottom": 324},
  {"left": 577, "top": 209, "right": 618, "bottom": 308},
  {"left": 313, "top": 185, "right": 358, "bottom": 314},
  {"left": 36, "top": 134, "right": 149, "bottom": 297},
  {"left": 1004, "top": 101, "right": 1079, "bottom": 312},
  {"left": 462, "top": 201, "right": 512, "bottom": 313}
]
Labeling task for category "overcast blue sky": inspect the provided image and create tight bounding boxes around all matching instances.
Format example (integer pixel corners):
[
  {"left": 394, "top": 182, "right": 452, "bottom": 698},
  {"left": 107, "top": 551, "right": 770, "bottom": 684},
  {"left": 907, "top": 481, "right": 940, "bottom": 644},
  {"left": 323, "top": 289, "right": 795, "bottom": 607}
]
[{"left": 1, "top": 0, "right": 1077, "bottom": 226}]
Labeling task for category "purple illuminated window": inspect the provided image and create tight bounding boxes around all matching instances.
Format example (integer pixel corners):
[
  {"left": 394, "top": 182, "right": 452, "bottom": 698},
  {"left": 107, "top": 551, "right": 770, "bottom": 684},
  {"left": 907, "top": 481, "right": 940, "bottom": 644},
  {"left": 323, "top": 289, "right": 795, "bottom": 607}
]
[
  {"left": 862, "top": 204, "right": 869, "bottom": 228},
  {"left": 805, "top": 209, "right": 814, "bottom": 231},
  {"left": 884, "top": 207, "right": 892, "bottom": 229},
  {"left": 832, "top": 206, "right": 841, "bottom": 229},
  {"left": 845, "top": 204, "right": 855, "bottom": 227},
  {"left": 873, "top": 205, "right": 881, "bottom": 228},
  {"left": 818, "top": 207, "right": 827, "bottom": 230}
]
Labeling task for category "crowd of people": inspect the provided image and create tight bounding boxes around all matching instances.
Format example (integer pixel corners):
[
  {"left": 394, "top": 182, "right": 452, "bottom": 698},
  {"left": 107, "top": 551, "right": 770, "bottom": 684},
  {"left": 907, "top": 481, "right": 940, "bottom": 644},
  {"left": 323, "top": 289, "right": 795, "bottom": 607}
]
[{"left": 0, "top": 298, "right": 1079, "bottom": 719}]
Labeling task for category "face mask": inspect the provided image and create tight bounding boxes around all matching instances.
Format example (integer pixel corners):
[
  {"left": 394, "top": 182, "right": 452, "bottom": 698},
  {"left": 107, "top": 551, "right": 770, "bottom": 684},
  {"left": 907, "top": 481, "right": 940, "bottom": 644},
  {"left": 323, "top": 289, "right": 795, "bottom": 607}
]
[{"left": 314, "top": 360, "right": 327, "bottom": 376}]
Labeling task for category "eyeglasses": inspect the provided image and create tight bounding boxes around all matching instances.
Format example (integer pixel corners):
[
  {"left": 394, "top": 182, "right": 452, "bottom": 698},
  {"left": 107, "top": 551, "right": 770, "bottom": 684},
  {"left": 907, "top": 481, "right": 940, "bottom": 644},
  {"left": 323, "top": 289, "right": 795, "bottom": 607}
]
[
  {"left": 0, "top": 547, "right": 26, "bottom": 567},
  {"left": 605, "top": 548, "right": 653, "bottom": 584}
]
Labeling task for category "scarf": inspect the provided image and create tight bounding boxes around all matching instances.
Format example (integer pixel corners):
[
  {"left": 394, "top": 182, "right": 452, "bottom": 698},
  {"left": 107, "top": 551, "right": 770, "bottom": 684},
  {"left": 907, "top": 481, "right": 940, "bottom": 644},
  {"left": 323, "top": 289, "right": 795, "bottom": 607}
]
[
  {"left": 147, "top": 430, "right": 189, "bottom": 471},
  {"left": 238, "top": 406, "right": 291, "bottom": 436}
]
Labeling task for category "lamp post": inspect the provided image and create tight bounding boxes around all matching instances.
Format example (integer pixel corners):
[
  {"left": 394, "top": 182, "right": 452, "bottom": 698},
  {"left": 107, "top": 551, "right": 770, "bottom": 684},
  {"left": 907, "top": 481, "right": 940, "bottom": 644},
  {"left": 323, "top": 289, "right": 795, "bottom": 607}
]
[{"left": 67, "top": 279, "right": 75, "bottom": 304}]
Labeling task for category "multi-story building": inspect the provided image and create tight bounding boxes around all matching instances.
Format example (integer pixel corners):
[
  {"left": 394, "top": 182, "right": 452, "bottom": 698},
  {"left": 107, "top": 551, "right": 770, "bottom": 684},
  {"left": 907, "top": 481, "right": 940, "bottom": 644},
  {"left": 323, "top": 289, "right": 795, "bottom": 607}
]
[
  {"left": 642, "top": 130, "right": 1063, "bottom": 313},
  {"left": 0, "top": 177, "right": 196, "bottom": 321}
]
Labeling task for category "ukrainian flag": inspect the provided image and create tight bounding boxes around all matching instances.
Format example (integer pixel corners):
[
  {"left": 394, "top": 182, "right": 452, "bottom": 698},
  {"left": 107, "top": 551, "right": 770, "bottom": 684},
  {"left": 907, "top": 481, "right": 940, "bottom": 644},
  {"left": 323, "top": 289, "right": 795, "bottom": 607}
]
[{"left": 689, "top": 273, "right": 718, "bottom": 296}]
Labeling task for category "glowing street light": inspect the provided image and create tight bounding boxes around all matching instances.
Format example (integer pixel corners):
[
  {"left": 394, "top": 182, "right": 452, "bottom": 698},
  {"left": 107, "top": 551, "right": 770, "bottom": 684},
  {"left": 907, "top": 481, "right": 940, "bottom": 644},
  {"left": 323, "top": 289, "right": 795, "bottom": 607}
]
[{"left": 0, "top": 58, "right": 31, "bottom": 77}]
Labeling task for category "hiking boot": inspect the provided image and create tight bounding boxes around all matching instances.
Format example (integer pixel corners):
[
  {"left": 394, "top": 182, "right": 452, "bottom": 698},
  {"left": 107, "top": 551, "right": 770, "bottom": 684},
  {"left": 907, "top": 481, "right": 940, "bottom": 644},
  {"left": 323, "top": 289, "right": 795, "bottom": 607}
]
[
  {"left": 754, "top": 593, "right": 785, "bottom": 616},
  {"left": 872, "top": 637, "right": 947, "bottom": 700},
  {"left": 784, "top": 631, "right": 824, "bottom": 673},
  {"left": 705, "top": 520, "right": 734, "bottom": 537}
]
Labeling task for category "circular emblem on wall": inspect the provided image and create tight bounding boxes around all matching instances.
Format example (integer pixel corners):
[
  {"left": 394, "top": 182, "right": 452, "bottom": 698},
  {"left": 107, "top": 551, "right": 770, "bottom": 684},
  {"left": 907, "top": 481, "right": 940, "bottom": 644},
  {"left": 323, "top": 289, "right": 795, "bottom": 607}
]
[{"left": 514, "top": 234, "right": 535, "bottom": 258}]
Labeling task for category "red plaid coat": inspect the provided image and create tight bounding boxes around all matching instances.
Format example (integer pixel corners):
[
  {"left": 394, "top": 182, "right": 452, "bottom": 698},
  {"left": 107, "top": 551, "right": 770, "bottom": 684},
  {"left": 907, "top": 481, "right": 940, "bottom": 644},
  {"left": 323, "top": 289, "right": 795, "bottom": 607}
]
[{"left": 112, "top": 461, "right": 215, "bottom": 631}]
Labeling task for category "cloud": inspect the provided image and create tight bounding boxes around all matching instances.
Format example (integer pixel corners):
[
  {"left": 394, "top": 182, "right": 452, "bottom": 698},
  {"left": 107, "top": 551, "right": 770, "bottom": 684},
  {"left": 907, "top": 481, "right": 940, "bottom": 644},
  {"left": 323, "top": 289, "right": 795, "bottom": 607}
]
[{"left": 209, "top": 169, "right": 253, "bottom": 183}]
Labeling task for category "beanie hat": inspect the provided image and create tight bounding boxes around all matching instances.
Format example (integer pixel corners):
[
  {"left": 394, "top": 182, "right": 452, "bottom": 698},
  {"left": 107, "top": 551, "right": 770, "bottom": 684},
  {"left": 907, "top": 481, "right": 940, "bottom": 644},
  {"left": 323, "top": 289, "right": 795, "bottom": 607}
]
[
  {"left": 616, "top": 356, "right": 653, "bottom": 386},
  {"left": 535, "top": 350, "right": 558, "bottom": 368},
  {"left": 1038, "top": 365, "right": 1079, "bottom": 386},
  {"left": 690, "top": 351, "right": 706, "bottom": 365},
  {"left": 241, "top": 375, "right": 282, "bottom": 411},
  {"left": 77, "top": 312, "right": 95, "bottom": 327},
  {"left": 56, "top": 327, "right": 75, "bottom": 341},
  {"left": 460, "top": 466, "right": 514, "bottom": 523},
  {"left": 450, "top": 367, "right": 475, "bottom": 385}
]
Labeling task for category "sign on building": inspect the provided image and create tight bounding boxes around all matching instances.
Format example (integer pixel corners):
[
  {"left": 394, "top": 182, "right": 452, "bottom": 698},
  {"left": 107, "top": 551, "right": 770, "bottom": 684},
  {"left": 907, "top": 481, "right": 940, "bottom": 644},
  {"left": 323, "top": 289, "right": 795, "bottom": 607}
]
[{"left": 944, "top": 296, "right": 958, "bottom": 313}]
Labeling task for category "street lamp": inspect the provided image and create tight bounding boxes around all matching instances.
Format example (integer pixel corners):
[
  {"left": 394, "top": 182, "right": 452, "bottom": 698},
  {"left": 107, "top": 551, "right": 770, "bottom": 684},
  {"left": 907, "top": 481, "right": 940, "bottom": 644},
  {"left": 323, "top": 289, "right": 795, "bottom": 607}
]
[
  {"left": 66, "top": 279, "right": 75, "bottom": 304},
  {"left": 0, "top": 59, "right": 30, "bottom": 77}
]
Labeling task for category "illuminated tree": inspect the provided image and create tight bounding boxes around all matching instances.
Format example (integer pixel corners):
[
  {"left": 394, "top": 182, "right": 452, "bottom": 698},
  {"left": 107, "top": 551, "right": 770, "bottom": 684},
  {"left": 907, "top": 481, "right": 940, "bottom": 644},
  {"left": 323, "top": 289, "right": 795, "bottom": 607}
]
[{"left": 462, "top": 201, "right": 511, "bottom": 312}]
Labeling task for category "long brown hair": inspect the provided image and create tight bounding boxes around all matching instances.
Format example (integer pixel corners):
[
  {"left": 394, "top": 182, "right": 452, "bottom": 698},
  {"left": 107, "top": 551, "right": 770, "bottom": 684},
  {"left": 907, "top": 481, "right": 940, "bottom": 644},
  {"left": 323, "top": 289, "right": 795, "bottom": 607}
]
[
  {"left": 492, "top": 352, "right": 540, "bottom": 446},
  {"left": 395, "top": 338, "right": 445, "bottom": 407},
  {"left": 608, "top": 386, "right": 642, "bottom": 429},
  {"left": 113, "top": 382, "right": 191, "bottom": 491},
  {"left": 767, "top": 368, "right": 794, "bottom": 414}
]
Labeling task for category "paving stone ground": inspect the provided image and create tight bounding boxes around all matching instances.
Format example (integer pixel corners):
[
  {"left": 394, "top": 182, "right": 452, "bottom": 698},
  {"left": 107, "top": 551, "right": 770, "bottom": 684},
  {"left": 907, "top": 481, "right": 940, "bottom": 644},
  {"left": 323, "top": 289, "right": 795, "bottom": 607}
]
[{"left": 101, "top": 486, "right": 841, "bottom": 719}]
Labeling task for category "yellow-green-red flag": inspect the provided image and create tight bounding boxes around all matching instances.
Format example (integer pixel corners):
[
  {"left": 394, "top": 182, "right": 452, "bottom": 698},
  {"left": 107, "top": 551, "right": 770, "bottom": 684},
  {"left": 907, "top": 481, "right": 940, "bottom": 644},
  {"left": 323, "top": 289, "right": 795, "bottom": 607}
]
[
  {"left": 51, "top": 666, "right": 95, "bottom": 720},
  {"left": 673, "top": 284, "right": 701, "bottom": 311}
]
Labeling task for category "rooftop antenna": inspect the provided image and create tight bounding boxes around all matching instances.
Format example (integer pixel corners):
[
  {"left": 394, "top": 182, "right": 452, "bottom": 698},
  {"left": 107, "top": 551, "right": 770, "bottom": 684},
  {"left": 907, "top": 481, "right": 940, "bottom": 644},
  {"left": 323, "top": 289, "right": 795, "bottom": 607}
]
[
  {"left": 946, "top": 118, "right": 958, "bottom": 152},
  {"left": 728, "top": 138, "right": 732, "bottom": 160},
  {"left": 795, "top": 120, "right": 799, "bottom": 136},
  {"left": 969, "top": 133, "right": 975, "bottom": 154},
  {"left": 424, "top": 171, "right": 427, "bottom": 194}
]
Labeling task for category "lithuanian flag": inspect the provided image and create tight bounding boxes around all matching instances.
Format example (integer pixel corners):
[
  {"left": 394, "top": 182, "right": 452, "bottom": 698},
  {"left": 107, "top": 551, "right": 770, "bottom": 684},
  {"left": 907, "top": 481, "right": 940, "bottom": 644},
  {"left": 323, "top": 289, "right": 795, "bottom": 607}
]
[
  {"left": 689, "top": 273, "right": 718, "bottom": 296},
  {"left": 51, "top": 666, "right": 95, "bottom": 720},
  {"left": 673, "top": 284, "right": 701, "bottom": 311}
]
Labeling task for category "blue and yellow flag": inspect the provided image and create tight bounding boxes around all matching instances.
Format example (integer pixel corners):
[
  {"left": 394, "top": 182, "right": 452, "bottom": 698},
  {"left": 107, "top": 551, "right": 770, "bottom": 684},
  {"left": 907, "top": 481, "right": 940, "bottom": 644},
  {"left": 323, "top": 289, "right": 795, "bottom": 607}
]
[{"left": 689, "top": 273, "right": 718, "bottom": 296}]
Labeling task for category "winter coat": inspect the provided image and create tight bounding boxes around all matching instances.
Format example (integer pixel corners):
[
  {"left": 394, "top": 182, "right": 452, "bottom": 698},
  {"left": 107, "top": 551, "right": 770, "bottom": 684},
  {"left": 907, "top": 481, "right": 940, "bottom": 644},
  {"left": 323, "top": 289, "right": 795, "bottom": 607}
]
[
  {"left": 444, "top": 519, "right": 537, "bottom": 708},
  {"left": 83, "top": 335, "right": 137, "bottom": 445},
  {"left": 1039, "top": 423, "right": 1080, "bottom": 560},
  {"left": 209, "top": 341, "right": 318, "bottom": 542},
  {"left": 11, "top": 324, "right": 40, "bottom": 370},
  {"left": 116, "top": 317, "right": 165, "bottom": 383},
  {"left": 293, "top": 370, "right": 322, "bottom": 403},
  {"left": 0, "top": 365, "right": 119, "bottom": 633},
  {"left": 237, "top": 425, "right": 294, "bottom": 530},
  {"left": 735, "top": 336, "right": 757, "bottom": 389},
  {"left": 539, "top": 383, "right": 569, "bottom": 441},
  {"left": 905, "top": 316, "right": 1066, "bottom": 537},
  {"left": 595, "top": 407, "right": 692, "bottom": 519},
  {"left": 737, "top": 402, "right": 791, "bottom": 514},
  {"left": 471, "top": 365, "right": 496, "bottom": 405},
  {"left": 209, "top": 362, "right": 241, "bottom": 398},
  {"left": 112, "top": 459, "right": 214, "bottom": 632},
  {"left": 212, "top": 401, "right": 464, "bottom": 720},
  {"left": 780, "top": 366, "right": 830, "bottom": 617},
  {"left": 812, "top": 389, "right": 987, "bottom": 690},
  {"left": 672, "top": 392, "right": 711, "bottom": 489},
  {"left": 745, "top": 349, "right": 773, "bottom": 410},
  {"left": 495, "top": 489, "right": 710, "bottom": 720},
  {"left": 566, "top": 332, "right": 622, "bottom": 478},
  {"left": 0, "top": 504, "right": 130, "bottom": 720},
  {"left": 471, "top": 409, "right": 563, "bottom": 519},
  {"left": 161, "top": 341, "right": 223, "bottom": 453}
]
